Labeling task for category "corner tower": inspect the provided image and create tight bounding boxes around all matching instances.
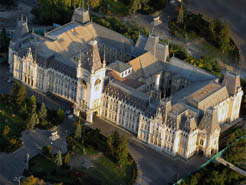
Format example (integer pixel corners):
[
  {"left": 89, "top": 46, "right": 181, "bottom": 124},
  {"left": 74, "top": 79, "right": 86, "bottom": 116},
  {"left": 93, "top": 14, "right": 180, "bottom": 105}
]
[{"left": 75, "top": 40, "right": 106, "bottom": 122}]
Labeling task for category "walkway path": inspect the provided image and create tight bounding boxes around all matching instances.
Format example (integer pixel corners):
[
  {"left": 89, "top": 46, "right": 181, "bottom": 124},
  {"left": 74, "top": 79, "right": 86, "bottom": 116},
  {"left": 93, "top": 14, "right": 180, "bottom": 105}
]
[{"left": 216, "top": 157, "right": 246, "bottom": 176}]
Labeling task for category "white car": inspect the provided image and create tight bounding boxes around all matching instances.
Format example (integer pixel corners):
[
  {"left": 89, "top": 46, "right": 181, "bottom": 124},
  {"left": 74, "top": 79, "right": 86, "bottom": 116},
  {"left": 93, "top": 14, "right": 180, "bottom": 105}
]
[
  {"left": 68, "top": 114, "right": 73, "bottom": 119},
  {"left": 49, "top": 131, "right": 60, "bottom": 141}
]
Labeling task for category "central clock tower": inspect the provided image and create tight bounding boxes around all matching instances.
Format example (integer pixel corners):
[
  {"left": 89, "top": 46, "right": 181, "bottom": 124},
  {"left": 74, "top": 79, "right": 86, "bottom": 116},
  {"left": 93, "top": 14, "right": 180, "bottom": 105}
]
[{"left": 75, "top": 40, "right": 106, "bottom": 122}]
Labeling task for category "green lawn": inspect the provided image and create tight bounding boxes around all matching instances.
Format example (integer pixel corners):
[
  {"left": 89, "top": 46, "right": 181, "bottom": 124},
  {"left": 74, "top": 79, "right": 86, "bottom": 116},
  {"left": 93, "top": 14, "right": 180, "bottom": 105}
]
[
  {"left": 0, "top": 97, "right": 26, "bottom": 152},
  {"left": 102, "top": 0, "right": 129, "bottom": 16},
  {"left": 28, "top": 133, "right": 137, "bottom": 185},
  {"left": 80, "top": 150, "right": 134, "bottom": 185},
  {"left": 29, "top": 155, "right": 73, "bottom": 184}
]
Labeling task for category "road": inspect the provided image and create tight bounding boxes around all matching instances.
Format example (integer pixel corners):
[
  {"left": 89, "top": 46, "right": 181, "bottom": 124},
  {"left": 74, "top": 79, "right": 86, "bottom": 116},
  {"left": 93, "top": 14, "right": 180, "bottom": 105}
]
[{"left": 91, "top": 117, "right": 206, "bottom": 185}]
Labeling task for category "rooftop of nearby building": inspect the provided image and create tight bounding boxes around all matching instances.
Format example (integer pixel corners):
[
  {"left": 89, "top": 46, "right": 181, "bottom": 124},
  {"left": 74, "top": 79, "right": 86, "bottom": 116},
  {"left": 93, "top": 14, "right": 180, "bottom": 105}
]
[
  {"left": 108, "top": 60, "right": 131, "bottom": 73},
  {"left": 168, "top": 57, "right": 216, "bottom": 82},
  {"left": 189, "top": 82, "right": 222, "bottom": 103},
  {"left": 109, "top": 71, "right": 144, "bottom": 89}
]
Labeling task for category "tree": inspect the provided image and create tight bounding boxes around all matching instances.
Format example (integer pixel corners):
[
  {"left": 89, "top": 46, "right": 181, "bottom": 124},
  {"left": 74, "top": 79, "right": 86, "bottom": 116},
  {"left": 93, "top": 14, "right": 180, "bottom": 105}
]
[
  {"left": 75, "top": 122, "right": 82, "bottom": 139},
  {"left": 87, "top": 0, "right": 101, "bottom": 9},
  {"left": 112, "top": 130, "right": 120, "bottom": 149},
  {"left": 218, "top": 23, "right": 231, "bottom": 53},
  {"left": 64, "top": 152, "right": 70, "bottom": 165},
  {"left": 16, "top": 84, "right": 26, "bottom": 106},
  {"left": 129, "top": 0, "right": 141, "bottom": 15},
  {"left": 116, "top": 135, "right": 128, "bottom": 167},
  {"left": 2, "top": 125, "right": 10, "bottom": 137},
  {"left": 107, "top": 135, "right": 114, "bottom": 156},
  {"left": 29, "top": 95, "right": 37, "bottom": 113},
  {"left": 39, "top": 103, "right": 47, "bottom": 125},
  {"left": 55, "top": 149, "right": 63, "bottom": 167},
  {"left": 176, "top": 2, "right": 184, "bottom": 25},
  {"left": 26, "top": 112, "right": 39, "bottom": 129},
  {"left": 0, "top": 27, "right": 10, "bottom": 54},
  {"left": 22, "top": 175, "right": 39, "bottom": 185},
  {"left": 10, "top": 80, "right": 19, "bottom": 99},
  {"left": 56, "top": 108, "right": 65, "bottom": 124}
]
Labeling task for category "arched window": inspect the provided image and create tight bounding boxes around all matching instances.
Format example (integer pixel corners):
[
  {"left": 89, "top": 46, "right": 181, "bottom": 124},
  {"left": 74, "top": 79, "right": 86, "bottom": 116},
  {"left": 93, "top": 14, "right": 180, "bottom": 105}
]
[{"left": 200, "top": 139, "right": 204, "bottom": 146}]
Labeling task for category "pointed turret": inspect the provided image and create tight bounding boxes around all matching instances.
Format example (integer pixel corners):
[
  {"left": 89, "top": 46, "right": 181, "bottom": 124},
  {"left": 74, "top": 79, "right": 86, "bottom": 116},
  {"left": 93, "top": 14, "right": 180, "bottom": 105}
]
[
  {"left": 80, "top": 40, "right": 102, "bottom": 73},
  {"left": 199, "top": 108, "right": 220, "bottom": 133},
  {"left": 13, "top": 15, "right": 29, "bottom": 41},
  {"left": 222, "top": 71, "right": 241, "bottom": 95},
  {"left": 72, "top": 7, "right": 90, "bottom": 25}
]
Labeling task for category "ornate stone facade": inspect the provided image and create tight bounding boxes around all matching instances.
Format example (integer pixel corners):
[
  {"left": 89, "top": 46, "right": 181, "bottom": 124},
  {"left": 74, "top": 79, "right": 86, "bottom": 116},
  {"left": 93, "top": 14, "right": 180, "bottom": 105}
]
[{"left": 9, "top": 8, "right": 243, "bottom": 159}]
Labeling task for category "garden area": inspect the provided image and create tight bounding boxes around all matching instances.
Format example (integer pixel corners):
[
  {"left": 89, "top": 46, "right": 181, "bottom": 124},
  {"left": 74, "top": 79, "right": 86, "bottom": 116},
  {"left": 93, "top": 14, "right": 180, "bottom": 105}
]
[
  {"left": 26, "top": 117, "right": 137, "bottom": 185},
  {"left": 0, "top": 81, "right": 65, "bottom": 153}
]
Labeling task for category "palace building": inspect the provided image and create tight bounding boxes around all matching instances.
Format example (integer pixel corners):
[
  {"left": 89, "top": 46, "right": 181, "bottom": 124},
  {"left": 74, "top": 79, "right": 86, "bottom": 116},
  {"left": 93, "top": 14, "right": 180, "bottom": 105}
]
[{"left": 9, "top": 8, "right": 243, "bottom": 159}]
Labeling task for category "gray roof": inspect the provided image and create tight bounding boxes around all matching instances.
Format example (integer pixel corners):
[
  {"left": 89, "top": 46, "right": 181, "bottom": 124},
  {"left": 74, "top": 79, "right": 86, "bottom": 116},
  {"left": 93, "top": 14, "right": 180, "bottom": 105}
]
[
  {"left": 167, "top": 57, "right": 216, "bottom": 82},
  {"left": 79, "top": 40, "right": 102, "bottom": 73},
  {"left": 171, "top": 80, "right": 213, "bottom": 105},
  {"left": 108, "top": 60, "right": 131, "bottom": 73},
  {"left": 72, "top": 8, "right": 90, "bottom": 25},
  {"left": 135, "top": 34, "right": 168, "bottom": 62},
  {"left": 104, "top": 80, "right": 149, "bottom": 110}
]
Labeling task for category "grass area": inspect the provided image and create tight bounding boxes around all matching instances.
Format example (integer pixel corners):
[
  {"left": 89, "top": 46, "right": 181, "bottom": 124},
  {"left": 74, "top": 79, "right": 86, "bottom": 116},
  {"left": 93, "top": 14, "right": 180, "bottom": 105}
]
[
  {"left": 29, "top": 155, "right": 73, "bottom": 184},
  {"left": 101, "top": 0, "right": 129, "bottom": 16},
  {"left": 28, "top": 131, "right": 137, "bottom": 185},
  {"left": 0, "top": 96, "right": 26, "bottom": 152},
  {"left": 80, "top": 150, "right": 133, "bottom": 185}
]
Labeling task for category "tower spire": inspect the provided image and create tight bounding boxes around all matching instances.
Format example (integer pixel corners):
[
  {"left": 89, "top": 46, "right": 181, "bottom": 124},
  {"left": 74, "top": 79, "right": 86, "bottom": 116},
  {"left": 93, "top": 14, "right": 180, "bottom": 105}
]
[{"left": 103, "top": 49, "right": 106, "bottom": 67}]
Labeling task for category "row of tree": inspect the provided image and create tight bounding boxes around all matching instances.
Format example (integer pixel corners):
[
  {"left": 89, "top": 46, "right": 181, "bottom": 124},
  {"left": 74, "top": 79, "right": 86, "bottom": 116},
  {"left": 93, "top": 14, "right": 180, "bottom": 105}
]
[
  {"left": 169, "top": 43, "right": 221, "bottom": 77},
  {"left": 171, "top": 2, "right": 240, "bottom": 61},
  {"left": 72, "top": 113, "right": 129, "bottom": 168},
  {"left": 32, "top": 0, "right": 167, "bottom": 25},
  {"left": 107, "top": 131, "right": 129, "bottom": 167},
  {"left": 0, "top": 27, "right": 10, "bottom": 56}
]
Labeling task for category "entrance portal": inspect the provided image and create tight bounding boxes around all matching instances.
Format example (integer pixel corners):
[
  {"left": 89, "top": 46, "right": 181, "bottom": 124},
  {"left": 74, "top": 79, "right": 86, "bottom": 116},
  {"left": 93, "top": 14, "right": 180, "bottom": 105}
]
[{"left": 93, "top": 111, "right": 98, "bottom": 122}]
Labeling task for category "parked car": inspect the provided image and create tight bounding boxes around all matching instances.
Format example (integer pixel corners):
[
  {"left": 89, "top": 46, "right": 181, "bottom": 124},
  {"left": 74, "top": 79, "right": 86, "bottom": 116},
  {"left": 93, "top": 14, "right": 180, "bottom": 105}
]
[{"left": 49, "top": 130, "right": 60, "bottom": 141}]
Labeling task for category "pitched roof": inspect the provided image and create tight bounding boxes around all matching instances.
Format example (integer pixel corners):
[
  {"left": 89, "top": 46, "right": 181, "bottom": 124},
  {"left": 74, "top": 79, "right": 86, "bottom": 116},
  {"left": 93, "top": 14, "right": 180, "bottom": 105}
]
[
  {"left": 135, "top": 34, "right": 169, "bottom": 62},
  {"left": 79, "top": 40, "right": 102, "bottom": 73},
  {"left": 222, "top": 71, "right": 241, "bottom": 95},
  {"left": 108, "top": 60, "right": 131, "bottom": 73},
  {"left": 199, "top": 108, "right": 220, "bottom": 133},
  {"left": 167, "top": 57, "right": 216, "bottom": 82},
  {"left": 109, "top": 71, "right": 144, "bottom": 89},
  {"left": 128, "top": 52, "right": 164, "bottom": 80},
  {"left": 72, "top": 8, "right": 90, "bottom": 24},
  {"left": 186, "top": 82, "right": 229, "bottom": 110}
]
